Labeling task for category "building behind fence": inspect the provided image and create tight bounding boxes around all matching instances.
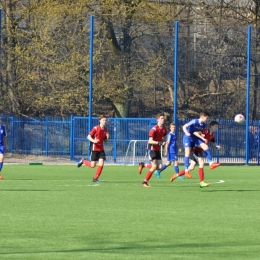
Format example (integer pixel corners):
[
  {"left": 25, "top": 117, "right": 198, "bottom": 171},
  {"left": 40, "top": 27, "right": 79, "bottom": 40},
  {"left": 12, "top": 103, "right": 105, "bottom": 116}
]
[{"left": 1, "top": 116, "right": 259, "bottom": 165}]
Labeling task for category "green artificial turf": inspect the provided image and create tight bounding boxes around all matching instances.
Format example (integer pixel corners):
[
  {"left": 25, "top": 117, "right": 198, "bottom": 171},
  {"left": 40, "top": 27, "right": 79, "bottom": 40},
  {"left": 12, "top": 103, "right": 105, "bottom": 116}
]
[{"left": 0, "top": 164, "right": 260, "bottom": 259}]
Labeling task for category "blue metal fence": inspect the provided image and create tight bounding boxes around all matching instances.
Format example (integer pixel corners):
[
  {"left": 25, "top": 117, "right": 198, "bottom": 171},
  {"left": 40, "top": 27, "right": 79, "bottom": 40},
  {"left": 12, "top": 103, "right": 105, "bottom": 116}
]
[{"left": 2, "top": 116, "right": 260, "bottom": 164}]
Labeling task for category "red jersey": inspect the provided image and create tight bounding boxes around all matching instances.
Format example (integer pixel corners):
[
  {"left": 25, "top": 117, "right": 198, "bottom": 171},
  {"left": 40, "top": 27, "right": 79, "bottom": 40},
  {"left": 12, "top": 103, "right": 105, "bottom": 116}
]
[
  {"left": 89, "top": 125, "right": 108, "bottom": 151},
  {"left": 148, "top": 125, "right": 167, "bottom": 151},
  {"left": 193, "top": 129, "right": 216, "bottom": 154}
]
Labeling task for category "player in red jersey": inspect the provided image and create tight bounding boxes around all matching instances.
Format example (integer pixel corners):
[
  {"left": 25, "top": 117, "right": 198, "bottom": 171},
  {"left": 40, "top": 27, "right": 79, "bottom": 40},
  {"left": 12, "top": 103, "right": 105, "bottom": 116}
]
[
  {"left": 170, "top": 121, "right": 221, "bottom": 187},
  {"left": 77, "top": 115, "right": 109, "bottom": 182},
  {"left": 138, "top": 113, "right": 167, "bottom": 187}
]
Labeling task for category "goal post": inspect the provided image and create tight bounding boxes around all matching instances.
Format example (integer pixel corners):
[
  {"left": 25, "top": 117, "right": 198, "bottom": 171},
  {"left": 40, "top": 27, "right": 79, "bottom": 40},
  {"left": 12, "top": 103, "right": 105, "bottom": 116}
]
[{"left": 124, "top": 140, "right": 149, "bottom": 165}]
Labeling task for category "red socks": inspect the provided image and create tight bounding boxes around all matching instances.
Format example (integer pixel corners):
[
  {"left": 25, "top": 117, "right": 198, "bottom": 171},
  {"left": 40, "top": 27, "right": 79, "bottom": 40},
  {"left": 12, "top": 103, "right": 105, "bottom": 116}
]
[
  {"left": 144, "top": 170, "right": 153, "bottom": 182},
  {"left": 94, "top": 166, "right": 103, "bottom": 180},
  {"left": 198, "top": 167, "right": 204, "bottom": 182},
  {"left": 144, "top": 163, "right": 152, "bottom": 169},
  {"left": 178, "top": 169, "right": 185, "bottom": 176},
  {"left": 83, "top": 160, "right": 91, "bottom": 167}
]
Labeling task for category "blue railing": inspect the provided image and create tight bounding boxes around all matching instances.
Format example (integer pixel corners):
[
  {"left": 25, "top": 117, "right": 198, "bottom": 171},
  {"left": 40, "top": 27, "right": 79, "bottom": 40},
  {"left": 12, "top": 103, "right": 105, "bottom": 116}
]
[{"left": 2, "top": 116, "right": 260, "bottom": 164}]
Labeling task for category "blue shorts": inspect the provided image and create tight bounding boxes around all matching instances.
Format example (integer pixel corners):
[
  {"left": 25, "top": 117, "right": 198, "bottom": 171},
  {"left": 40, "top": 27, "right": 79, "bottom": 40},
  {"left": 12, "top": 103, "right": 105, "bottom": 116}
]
[
  {"left": 0, "top": 146, "right": 4, "bottom": 154},
  {"left": 193, "top": 137, "right": 204, "bottom": 147},
  {"left": 183, "top": 136, "right": 204, "bottom": 148},
  {"left": 183, "top": 135, "right": 194, "bottom": 148},
  {"left": 167, "top": 153, "right": 178, "bottom": 162}
]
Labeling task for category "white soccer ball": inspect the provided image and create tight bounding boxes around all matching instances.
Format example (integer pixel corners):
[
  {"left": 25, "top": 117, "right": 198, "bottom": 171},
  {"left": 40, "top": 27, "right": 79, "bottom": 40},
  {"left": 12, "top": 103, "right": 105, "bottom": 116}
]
[{"left": 234, "top": 114, "right": 245, "bottom": 124}]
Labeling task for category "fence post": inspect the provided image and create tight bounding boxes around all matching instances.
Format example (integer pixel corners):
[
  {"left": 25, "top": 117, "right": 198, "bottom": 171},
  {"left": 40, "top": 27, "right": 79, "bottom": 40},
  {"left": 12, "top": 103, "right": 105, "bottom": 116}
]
[
  {"left": 245, "top": 25, "right": 251, "bottom": 166},
  {"left": 88, "top": 15, "right": 94, "bottom": 159},
  {"left": 113, "top": 118, "right": 117, "bottom": 163},
  {"left": 10, "top": 116, "right": 14, "bottom": 153},
  {"left": 45, "top": 117, "right": 49, "bottom": 157},
  {"left": 258, "top": 121, "right": 260, "bottom": 166},
  {"left": 173, "top": 20, "right": 179, "bottom": 138},
  {"left": 70, "top": 115, "right": 74, "bottom": 161},
  {"left": 216, "top": 119, "right": 220, "bottom": 163}
]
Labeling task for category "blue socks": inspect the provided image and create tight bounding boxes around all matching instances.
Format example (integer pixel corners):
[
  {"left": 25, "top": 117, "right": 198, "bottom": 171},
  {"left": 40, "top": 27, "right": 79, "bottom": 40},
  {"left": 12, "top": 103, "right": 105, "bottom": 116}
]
[
  {"left": 174, "top": 166, "right": 179, "bottom": 173},
  {"left": 184, "top": 156, "right": 189, "bottom": 170},
  {"left": 0, "top": 162, "right": 3, "bottom": 171},
  {"left": 204, "top": 149, "right": 212, "bottom": 163},
  {"left": 159, "top": 164, "right": 167, "bottom": 173}
]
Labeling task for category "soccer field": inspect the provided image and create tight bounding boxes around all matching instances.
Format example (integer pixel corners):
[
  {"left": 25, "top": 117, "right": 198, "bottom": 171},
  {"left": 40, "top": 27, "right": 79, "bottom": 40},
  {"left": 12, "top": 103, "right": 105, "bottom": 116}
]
[{"left": 0, "top": 165, "right": 260, "bottom": 260}]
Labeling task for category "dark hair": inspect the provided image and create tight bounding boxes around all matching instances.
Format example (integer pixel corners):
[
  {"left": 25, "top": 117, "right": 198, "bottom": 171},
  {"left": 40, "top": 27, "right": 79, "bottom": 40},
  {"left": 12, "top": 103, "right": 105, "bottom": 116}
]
[
  {"left": 200, "top": 111, "right": 210, "bottom": 117},
  {"left": 209, "top": 121, "right": 219, "bottom": 127}
]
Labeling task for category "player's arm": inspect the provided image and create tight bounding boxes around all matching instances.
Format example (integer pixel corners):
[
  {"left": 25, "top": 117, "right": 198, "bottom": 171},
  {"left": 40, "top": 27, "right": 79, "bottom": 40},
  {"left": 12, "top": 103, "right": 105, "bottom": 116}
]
[
  {"left": 211, "top": 141, "right": 221, "bottom": 149},
  {"left": 104, "top": 132, "right": 109, "bottom": 143},
  {"left": 87, "top": 134, "right": 99, "bottom": 143},
  {"left": 148, "top": 137, "right": 165, "bottom": 146},
  {"left": 182, "top": 124, "right": 190, "bottom": 136},
  {"left": 193, "top": 131, "right": 208, "bottom": 144},
  {"left": 177, "top": 142, "right": 181, "bottom": 153},
  {"left": 164, "top": 141, "right": 169, "bottom": 156}
]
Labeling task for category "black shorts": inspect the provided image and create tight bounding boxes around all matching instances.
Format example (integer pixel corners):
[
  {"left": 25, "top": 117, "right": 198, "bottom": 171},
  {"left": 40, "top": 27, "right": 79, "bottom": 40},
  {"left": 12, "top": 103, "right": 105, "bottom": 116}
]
[
  {"left": 149, "top": 150, "right": 162, "bottom": 161},
  {"left": 189, "top": 150, "right": 203, "bottom": 164},
  {"left": 90, "top": 151, "right": 106, "bottom": 161}
]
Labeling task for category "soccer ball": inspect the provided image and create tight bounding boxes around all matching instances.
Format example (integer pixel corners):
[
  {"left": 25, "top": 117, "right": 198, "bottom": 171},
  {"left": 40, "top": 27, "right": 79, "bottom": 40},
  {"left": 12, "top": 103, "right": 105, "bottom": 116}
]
[{"left": 234, "top": 114, "right": 245, "bottom": 124}]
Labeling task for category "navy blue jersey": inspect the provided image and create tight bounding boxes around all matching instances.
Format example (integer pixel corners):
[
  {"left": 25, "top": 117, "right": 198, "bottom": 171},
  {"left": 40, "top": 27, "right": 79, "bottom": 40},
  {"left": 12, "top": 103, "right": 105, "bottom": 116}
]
[{"left": 0, "top": 125, "right": 7, "bottom": 146}]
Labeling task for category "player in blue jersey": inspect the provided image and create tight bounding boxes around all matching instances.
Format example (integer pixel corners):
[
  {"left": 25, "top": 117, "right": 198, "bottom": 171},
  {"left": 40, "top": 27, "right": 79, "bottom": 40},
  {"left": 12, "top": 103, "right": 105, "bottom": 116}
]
[
  {"left": 182, "top": 111, "right": 220, "bottom": 174},
  {"left": 154, "top": 123, "right": 192, "bottom": 179},
  {"left": 0, "top": 123, "right": 7, "bottom": 179}
]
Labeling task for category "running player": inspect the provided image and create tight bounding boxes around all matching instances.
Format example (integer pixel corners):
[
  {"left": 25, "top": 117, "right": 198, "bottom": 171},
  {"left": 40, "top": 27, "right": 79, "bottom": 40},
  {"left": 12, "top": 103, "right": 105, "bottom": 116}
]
[
  {"left": 138, "top": 113, "right": 167, "bottom": 187},
  {"left": 77, "top": 115, "right": 109, "bottom": 182}
]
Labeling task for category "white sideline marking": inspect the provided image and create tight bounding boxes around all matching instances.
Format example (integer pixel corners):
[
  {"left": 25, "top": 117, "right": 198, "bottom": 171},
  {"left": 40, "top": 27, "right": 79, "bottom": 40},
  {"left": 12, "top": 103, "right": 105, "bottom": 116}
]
[{"left": 215, "top": 180, "right": 225, "bottom": 184}]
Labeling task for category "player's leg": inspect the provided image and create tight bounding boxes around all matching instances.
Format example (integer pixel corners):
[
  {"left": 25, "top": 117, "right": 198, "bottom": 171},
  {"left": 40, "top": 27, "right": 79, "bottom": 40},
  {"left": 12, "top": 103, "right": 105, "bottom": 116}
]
[
  {"left": 142, "top": 151, "right": 160, "bottom": 187},
  {"left": 142, "top": 159, "right": 156, "bottom": 187},
  {"left": 183, "top": 136, "right": 192, "bottom": 173},
  {"left": 179, "top": 151, "right": 197, "bottom": 179},
  {"left": 185, "top": 152, "right": 198, "bottom": 178},
  {"left": 138, "top": 162, "right": 152, "bottom": 174},
  {"left": 198, "top": 158, "right": 209, "bottom": 188},
  {"left": 169, "top": 158, "right": 181, "bottom": 182},
  {"left": 138, "top": 149, "right": 152, "bottom": 174},
  {"left": 155, "top": 160, "right": 171, "bottom": 179},
  {"left": 93, "top": 159, "right": 104, "bottom": 182},
  {"left": 171, "top": 157, "right": 195, "bottom": 182},
  {"left": 199, "top": 142, "right": 220, "bottom": 170},
  {"left": 0, "top": 150, "right": 4, "bottom": 179},
  {"left": 92, "top": 151, "right": 106, "bottom": 182},
  {"left": 77, "top": 151, "right": 97, "bottom": 168}
]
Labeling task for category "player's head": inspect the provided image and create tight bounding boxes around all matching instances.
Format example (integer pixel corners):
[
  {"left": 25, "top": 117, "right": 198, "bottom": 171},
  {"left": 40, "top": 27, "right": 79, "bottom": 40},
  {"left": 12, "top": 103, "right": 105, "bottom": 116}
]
[
  {"left": 199, "top": 111, "right": 210, "bottom": 122},
  {"left": 209, "top": 121, "right": 219, "bottom": 132},
  {"left": 170, "top": 123, "right": 176, "bottom": 132},
  {"left": 98, "top": 115, "right": 107, "bottom": 126},
  {"left": 156, "top": 113, "right": 165, "bottom": 126}
]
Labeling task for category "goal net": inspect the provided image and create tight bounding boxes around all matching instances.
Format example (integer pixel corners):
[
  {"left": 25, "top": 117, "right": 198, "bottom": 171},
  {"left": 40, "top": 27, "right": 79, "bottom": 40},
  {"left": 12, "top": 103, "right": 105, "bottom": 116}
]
[{"left": 123, "top": 140, "right": 150, "bottom": 165}]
